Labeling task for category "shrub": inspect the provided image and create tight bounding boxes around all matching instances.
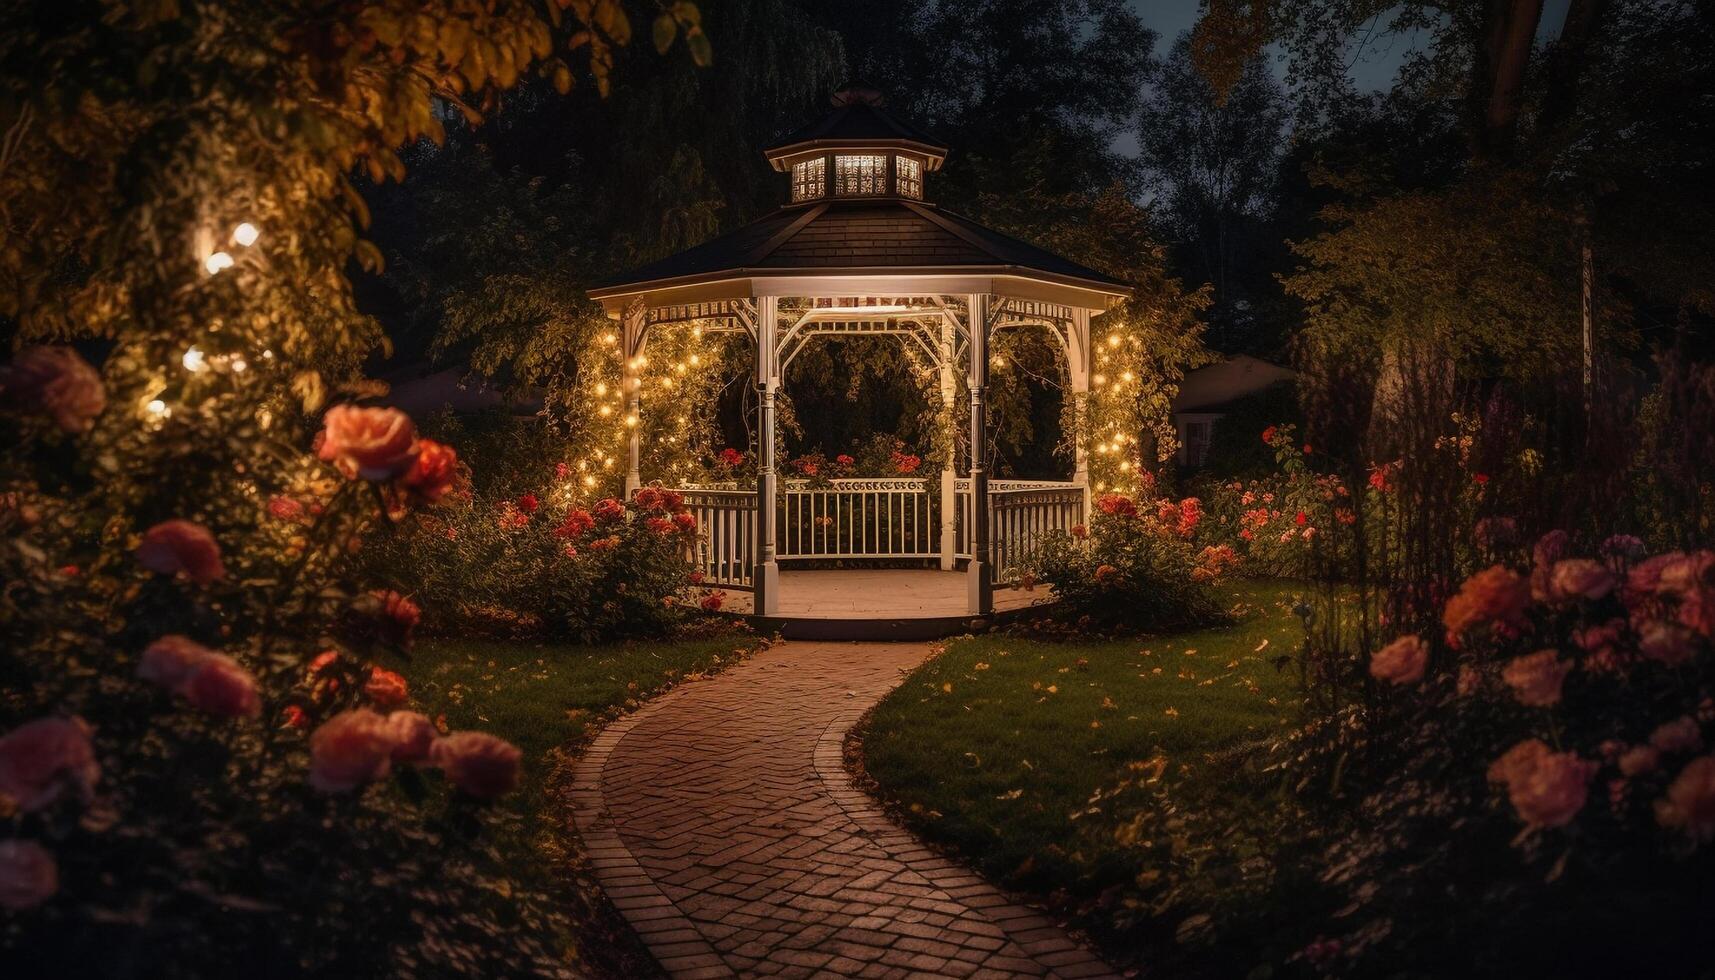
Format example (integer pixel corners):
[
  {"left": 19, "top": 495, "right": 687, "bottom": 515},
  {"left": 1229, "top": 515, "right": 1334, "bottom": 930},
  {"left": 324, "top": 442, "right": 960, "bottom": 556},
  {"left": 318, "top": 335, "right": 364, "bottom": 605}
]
[
  {"left": 363, "top": 479, "right": 702, "bottom": 643},
  {"left": 1023, "top": 491, "right": 1230, "bottom": 632}
]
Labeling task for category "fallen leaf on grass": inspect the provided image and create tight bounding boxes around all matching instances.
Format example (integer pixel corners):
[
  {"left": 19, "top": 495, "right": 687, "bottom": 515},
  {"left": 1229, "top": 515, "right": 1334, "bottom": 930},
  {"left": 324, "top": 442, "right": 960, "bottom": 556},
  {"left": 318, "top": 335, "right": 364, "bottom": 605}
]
[{"left": 996, "top": 788, "right": 1023, "bottom": 800}]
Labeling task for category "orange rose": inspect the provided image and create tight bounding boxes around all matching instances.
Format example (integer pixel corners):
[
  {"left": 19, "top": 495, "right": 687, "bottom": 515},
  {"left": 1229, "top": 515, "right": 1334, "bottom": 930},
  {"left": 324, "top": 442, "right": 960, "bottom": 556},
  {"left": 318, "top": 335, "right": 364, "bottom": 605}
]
[
  {"left": 1508, "top": 751, "right": 1594, "bottom": 828},
  {"left": 364, "top": 667, "right": 409, "bottom": 708},
  {"left": 1442, "top": 565, "right": 1530, "bottom": 647},
  {"left": 317, "top": 404, "right": 417, "bottom": 481}
]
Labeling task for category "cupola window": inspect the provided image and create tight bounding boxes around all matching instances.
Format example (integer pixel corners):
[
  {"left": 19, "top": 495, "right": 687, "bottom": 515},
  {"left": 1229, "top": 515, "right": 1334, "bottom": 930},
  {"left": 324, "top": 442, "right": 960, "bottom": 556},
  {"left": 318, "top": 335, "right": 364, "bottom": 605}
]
[
  {"left": 896, "top": 156, "right": 923, "bottom": 199},
  {"left": 790, "top": 157, "right": 826, "bottom": 202},
  {"left": 834, "top": 154, "right": 888, "bottom": 196}
]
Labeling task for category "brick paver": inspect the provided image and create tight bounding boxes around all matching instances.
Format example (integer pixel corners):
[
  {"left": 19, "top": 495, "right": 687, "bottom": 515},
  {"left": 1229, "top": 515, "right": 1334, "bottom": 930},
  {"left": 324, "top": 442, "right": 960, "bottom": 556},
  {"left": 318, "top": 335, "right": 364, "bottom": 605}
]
[{"left": 570, "top": 641, "right": 1120, "bottom": 979}]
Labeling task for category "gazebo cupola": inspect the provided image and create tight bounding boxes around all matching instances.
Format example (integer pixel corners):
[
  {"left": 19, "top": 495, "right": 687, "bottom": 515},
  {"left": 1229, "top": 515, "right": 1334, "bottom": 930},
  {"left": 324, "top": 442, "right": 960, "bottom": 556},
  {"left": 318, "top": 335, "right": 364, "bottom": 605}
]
[
  {"left": 588, "top": 92, "right": 1132, "bottom": 619},
  {"left": 763, "top": 88, "right": 948, "bottom": 204}
]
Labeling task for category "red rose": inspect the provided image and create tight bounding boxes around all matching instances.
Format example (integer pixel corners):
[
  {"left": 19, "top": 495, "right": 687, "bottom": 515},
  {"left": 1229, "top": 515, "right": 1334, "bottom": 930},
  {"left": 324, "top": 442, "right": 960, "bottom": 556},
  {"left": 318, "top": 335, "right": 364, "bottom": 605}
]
[
  {"left": 0, "top": 717, "right": 99, "bottom": 812},
  {"left": 307, "top": 709, "right": 394, "bottom": 793},
  {"left": 516, "top": 492, "right": 539, "bottom": 514},
  {"left": 138, "top": 635, "right": 213, "bottom": 692},
  {"left": 280, "top": 705, "right": 310, "bottom": 730},
  {"left": 593, "top": 498, "right": 626, "bottom": 522},
  {"left": 365, "top": 667, "right": 409, "bottom": 708},
  {"left": 1294, "top": 511, "right": 1308, "bottom": 527},
  {"left": 317, "top": 405, "right": 418, "bottom": 481},
  {"left": 646, "top": 516, "right": 675, "bottom": 534},
  {"left": 401, "top": 439, "right": 458, "bottom": 503},
  {"left": 673, "top": 511, "right": 697, "bottom": 533},
  {"left": 1261, "top": 425, "right": 1277, "bottom": 444},
  {"left": 266, "top": 496, "right": 304, "bottom": 521},
  {"left": 136, "top": 519, "right": 225, "bottom": 585},
  {"left": 700, "top": 591, "right": 725, "bottom": 611},
  {"left": 836, "top": 454, "right": 855, "bottom": 466},
  {"left": 555, "top": 509, "right": 595, "bottom": 538},
  {"left": 634, "top": 486, "right": 663, "bottom": 510},
  {"left": 368, "top": 590, "right": 420, "bottom": 646}
]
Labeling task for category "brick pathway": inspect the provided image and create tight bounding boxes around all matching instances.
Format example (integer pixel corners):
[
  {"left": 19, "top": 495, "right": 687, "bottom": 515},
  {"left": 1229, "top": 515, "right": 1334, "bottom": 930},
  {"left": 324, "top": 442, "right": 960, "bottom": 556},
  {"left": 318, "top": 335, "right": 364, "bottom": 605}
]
[{"left": 569, "top": 641, "right": 1119, "bottom": 979}]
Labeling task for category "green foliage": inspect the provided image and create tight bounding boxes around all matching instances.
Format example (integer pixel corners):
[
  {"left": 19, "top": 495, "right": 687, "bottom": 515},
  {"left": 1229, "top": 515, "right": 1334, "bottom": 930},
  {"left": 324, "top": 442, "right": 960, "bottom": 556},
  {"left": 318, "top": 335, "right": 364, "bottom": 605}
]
[{"left": 1195, "top": 381, "right": 1304, "bottom": 480}]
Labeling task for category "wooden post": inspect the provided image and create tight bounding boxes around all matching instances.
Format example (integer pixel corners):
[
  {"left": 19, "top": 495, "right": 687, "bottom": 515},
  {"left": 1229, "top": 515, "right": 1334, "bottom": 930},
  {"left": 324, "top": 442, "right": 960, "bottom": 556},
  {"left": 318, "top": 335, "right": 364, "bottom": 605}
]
[
  {"left": 966, "top": 293, "right": 993, "bottom": 616},
  {"left": 1068, "top": 308, "right": 1092, "bottom": 518},
  {"left": 622, "top": 299, "right": 646, "bottom": 496},
  {"left": 753, "top": 296, "right": 781, "bottom": 614},
  {"left": 938, "top": 313, "right": 958, "bottom": 570}
]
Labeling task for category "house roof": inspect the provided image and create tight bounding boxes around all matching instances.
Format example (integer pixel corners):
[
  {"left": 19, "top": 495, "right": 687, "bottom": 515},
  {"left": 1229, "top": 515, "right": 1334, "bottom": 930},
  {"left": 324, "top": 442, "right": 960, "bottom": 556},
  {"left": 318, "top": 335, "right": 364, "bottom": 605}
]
[
  {"left": 588, "top": 199, "right": 1133, "bottom": 298},
  {"left": 763, "top": 100, "right": 948, "bottom": 165},
  {"left": 1172, "top": 354, "right": 1297, "bottom": 412}
]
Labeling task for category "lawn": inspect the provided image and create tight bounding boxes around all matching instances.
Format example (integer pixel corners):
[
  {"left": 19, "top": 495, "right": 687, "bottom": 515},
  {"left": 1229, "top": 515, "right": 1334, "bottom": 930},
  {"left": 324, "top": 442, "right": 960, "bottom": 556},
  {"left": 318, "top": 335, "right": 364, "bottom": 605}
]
[
  {"left": 857, "top": 579, "right": 1308, "bottom": 944},
  {"left": 406, "top": 626, "right": 763, "bottom": 977}
]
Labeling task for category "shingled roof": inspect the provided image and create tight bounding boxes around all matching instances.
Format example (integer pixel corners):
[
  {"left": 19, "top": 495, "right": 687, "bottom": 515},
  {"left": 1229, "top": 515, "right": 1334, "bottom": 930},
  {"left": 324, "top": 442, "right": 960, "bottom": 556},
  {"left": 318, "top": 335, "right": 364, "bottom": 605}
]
[{"left": 589, "top": 200, "right": 1132, "bottom": 295}]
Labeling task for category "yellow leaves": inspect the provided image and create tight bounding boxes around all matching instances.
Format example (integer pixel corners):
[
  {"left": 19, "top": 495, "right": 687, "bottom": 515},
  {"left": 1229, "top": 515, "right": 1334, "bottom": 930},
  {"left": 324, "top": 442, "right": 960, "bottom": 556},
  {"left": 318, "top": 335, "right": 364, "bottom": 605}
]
[
  {"left": 995, "top": 788, "right": 1023, "bottom": 800},
  {"left": 1046, "top": 684, "right": 1059, "bottom": 694},
  {"left": 1254, "top": 637, "right": 1270, "bottom": 652},
  {"left": 1164, "top": 706, "right": 1179, "bottom": 718},
  {"left": 1089, "top": 720, "right": 1102, "bottom": 729},
  {"left": 1100, "top": 695, "right": 1117, "bottom": 710},
  {"left": 353, "top": 239, "right": 384, "bottom": 274},
  {"left": 291, "top": 370, "right": 326, "bottom": 414},
  {"left": 973, "top": 661, "right": 990, "bottom": 671},
  {"left": 941, "top": 681, "right": 953, "bottom": 693}
]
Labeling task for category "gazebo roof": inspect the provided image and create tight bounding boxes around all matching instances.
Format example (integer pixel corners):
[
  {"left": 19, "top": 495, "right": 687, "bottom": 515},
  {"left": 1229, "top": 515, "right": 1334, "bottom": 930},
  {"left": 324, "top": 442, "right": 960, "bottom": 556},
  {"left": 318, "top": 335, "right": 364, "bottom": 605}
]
[{"left": 589, "top": 200, "right": 1132, "bottom": 311}]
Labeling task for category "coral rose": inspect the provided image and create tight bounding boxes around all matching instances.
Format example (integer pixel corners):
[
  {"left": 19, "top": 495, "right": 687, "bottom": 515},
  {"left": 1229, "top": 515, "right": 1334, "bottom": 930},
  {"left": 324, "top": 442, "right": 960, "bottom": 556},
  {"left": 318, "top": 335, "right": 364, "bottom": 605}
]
[
  {"left": 1638, "top": 620, "right": 1696, "bottom": 667},
  {"left": 138, "top": 635, "right": 213, "bottom": 692},
  {"left": 1655, "top": 756, "right": 1715, "bottom": 842},
  {"left": 385, "top": 711, "right": 438, "bottom": 763},
  {"left": 1627, "top": 552, "right": 1684, "bottom": 599},
  {"left": 364, "top": 667, "right": 409, "bottom": 708},
  {"left": 1549, "top": 559, "right": 1615, "bottom": 602},
  {"left": 1487, "top": 738, "right": 1550, "bottom": 787},
  {"left": 1442, "top": 565, "right": 1531, "bottom": 647},
  {"left": 182, "top": 654, "right": 262, "bottom": 718},
  {"left": 0, "top": 345, "right": 105, "bottom": 434},
  {"left": 307, "top": 709, "right": 395, "bottom": 793},
  {"left": 317, "top": 404, "right": 418, "bottom": 481},
  {"left": 0, "top": 717, "right": 99, "bottom": 811},
  {"left": 1508, "top": 751, "right": 1594, "bottom": 828},
  {"left": 136, "top": 519, "right": 225, "bottom": 585},
  {"left": 430, "top": 732, "right": 523, "bottom": 800},
  {"left": 1501, "top": 650, "right": 1571, "bottom": 707},
  {"left": 0, "top": 839, "right": 58, "bottom": 911},
  {"left": 1650, "top": 716, "right": 1703, "bottom": 754},
  {"left": 400, "top": 438, "right": 458, "bottom": 503},
  {"left": 1369, "top": 635, "right": 1429, "bottom": 686}
]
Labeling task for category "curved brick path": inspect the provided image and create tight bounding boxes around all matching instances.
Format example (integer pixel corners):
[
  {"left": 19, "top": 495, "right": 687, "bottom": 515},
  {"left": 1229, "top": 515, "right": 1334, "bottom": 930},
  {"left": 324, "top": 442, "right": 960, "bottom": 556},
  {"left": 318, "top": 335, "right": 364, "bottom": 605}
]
[{"left": 569, "top": 641, "right": 1120, "bottom": 979}]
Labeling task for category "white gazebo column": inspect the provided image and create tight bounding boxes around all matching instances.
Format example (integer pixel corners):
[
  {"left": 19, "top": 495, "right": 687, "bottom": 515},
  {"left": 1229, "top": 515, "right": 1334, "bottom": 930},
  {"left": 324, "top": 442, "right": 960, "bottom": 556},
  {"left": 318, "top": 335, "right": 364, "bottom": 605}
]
[
  {"left": 753, "top": 296, "right": 781, "bottom": 614},
  {"left": 622, "top": 299, "right": 647, "bottom": 496},
  {"left": 966, "top": 293, "right": 993, "bottom": 615},
  {"left": 938, "top": 314, "right": 959, "bottom": 571},
  {"left": 1068, "top": 308, "right": 1093, "bottom": 517}
]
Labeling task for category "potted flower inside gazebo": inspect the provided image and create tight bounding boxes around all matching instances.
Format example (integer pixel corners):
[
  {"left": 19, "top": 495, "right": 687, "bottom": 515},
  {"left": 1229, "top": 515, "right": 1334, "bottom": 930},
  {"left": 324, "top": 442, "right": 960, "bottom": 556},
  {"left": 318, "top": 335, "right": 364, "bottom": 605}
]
[{"left": 588, "top": 91, "right": 1133, "bottom": 616}]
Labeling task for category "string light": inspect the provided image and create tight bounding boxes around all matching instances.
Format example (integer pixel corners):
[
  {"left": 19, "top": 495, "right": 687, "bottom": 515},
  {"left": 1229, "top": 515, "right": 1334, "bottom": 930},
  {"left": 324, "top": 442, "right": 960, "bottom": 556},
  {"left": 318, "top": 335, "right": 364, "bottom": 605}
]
[
  {"left": 203, "top": 252, "right": 234, "bottom": 275},
  {"left": 145, "top": 399, "right": 168, "bottom": 417},
  {"left": 233, "top": 222, "right": 260, "bottom": 247},
  {"left": 182, "top": 347, "right": 207, "bottom": 371}
]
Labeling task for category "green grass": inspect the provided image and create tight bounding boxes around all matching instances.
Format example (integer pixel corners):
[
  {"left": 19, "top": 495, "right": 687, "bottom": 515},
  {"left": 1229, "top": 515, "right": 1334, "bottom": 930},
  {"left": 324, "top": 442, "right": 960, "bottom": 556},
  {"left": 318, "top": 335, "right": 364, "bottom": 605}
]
[{"left": 860, "top": 579, "right": 1307, "bottom": 895}]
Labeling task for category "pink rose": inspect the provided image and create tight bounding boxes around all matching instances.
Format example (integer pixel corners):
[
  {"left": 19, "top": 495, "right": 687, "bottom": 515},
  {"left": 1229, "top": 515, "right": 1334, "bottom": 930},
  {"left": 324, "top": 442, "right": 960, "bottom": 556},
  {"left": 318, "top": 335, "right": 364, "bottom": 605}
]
[
  {"left": 1628, "top": 552, "right": 1684, "bottom": 599},
  {"left": 1650, "top": 716, "right": 1703, "bottom": 754},
  {"left": 0, "top": 717, "right": 99, "bottom": 811},
  {"left": 1619, "top": 745, "right": 1660, "bottom": 776},
  {"left": 136, "top": 519, "right": 225, "bottom": 585},
  {"left": 1532, "top": 529, "right": 1571, "bottom": 571},
  {"left": 364, "top": 667, "right": 409, "bottom": 708},
  {"left": 0, "top": 839, "right": 58, "bottom": 911},
  {"left": 1508, "top": 750, "right": 1595, "bottom": 828},
  {"left": 317, "top": 404, "right": 418, "bottom": 481},
  {"left": 1488, "top": 738, "right": 1551, "bottom": 787},
  {"left": 307, "top": 709, "right": 395, "bottom": 793},
  {"left": 138, "top": 634, "right": 213, "bottom": 691},
  {"left": 1369, "top": 635, "right": 1429, "bottom": 685},
  {"left": 1638, "top": 619, "right": 1696, "bottom": 666},
  {"left": 1501, "top": 650, "right": 1571, "bottom": 707},
  {"left": 0, "top": 345, "right": 105, "bottom": 434},
  {"left": 385, "top": 711, "right": 437, "bottom": 763},
  {"left": 1655, "top": 756, "right": 1715, "bottom": 841},
  {"left": 182, "top": 654, "right": 261, "bottom": 718},
  {"left": 430, "top": 732, "right": 522, "bottom": 800},
  {"left": 1549, "top": 559, "right": 1615, "bottom": 602}
]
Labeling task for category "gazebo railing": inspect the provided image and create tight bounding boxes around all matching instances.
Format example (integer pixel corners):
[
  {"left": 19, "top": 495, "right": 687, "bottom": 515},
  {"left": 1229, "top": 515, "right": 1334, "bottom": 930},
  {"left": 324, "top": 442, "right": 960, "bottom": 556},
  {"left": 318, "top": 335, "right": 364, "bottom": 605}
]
[
  {"left": 673, "top": 477, "right": 1086, "bottom": 591},
  {"left": 678, "top": 488, "right": 756, "bottom": 588}
]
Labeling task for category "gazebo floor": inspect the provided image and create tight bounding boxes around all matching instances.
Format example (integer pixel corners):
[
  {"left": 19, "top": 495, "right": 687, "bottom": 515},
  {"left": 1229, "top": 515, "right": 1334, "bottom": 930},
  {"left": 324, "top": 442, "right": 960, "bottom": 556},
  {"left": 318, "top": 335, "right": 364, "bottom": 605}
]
[{"left": 718, "top": 568, "right": 1056, "bottom": 641}]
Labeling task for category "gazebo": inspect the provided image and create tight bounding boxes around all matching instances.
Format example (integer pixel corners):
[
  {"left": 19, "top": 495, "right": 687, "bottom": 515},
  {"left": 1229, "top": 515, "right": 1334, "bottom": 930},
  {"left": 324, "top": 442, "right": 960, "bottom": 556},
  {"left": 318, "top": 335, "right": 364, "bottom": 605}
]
[{"left": 588, "top": 92, "right": 1131, "bottom": 618}]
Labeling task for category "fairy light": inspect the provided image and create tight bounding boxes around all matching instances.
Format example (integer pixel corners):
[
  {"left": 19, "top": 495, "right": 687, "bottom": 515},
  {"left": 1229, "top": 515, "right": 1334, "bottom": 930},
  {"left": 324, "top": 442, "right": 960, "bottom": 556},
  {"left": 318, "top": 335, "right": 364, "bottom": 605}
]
[
  {"left": 233, "top": 222, "right": 260, "bottom": 247},
  {"left": 145, "top": 399, "right": 168, "bottom": 417},
  {"left": 182, "top": 347, "right": 207, "bottom": 371},
  {"left": 1107, "top": 333, "right": 1121, "bottom": 348},
  {"left": 203, "top": 251, "right": 234, "bottom": 275}
]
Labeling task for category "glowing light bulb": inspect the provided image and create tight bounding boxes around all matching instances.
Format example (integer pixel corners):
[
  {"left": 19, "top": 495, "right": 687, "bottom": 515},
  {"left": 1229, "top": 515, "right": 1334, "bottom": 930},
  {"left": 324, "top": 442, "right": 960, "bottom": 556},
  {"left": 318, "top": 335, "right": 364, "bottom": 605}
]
[
  {"left": 230, "top": 357, "right": 248, "bottom": 373},
  {"left": 1121, "top": 371, "right": 1134, "bottom": 382},
  {"left": 233, "top": 222, "right": 260, "bottom": 247},
  {"left": 689, "top": 354, "right": 700, "bottom": 366},
  {"left": 602, "top": 333, "right": 617, "bottom": 344},
  {"left": 599, "top": 405, "right": 613, "bottom": 416},
  {"left": 261, "top": 349, "right": 274, "bottom": 360},
  {"left": 1107, "top": 333, "right": 1121, "bottom": 348},
  {"left": 624, "top": 415, "right": 638, "bottom": 428},
  {"left": 692, "top": 326, "right": 703, "bottom": 338},
  {"left": 582, "top": 475, "right": 597, "bottom": 487},
  {"left": 182, "top": 346, "right": 207, "bottom": 371},
  {"left": 1093, "top": 373, "right": 1106, "bottom": 386},
  {"left": 203, "top": 251, "right": 234, "bottom": 274},
  {"left": 595, "top": 382, "right": 608, "bottom": 396},
  {"left": 145, "top": 399, "right": 168, "bottom": 417}
]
